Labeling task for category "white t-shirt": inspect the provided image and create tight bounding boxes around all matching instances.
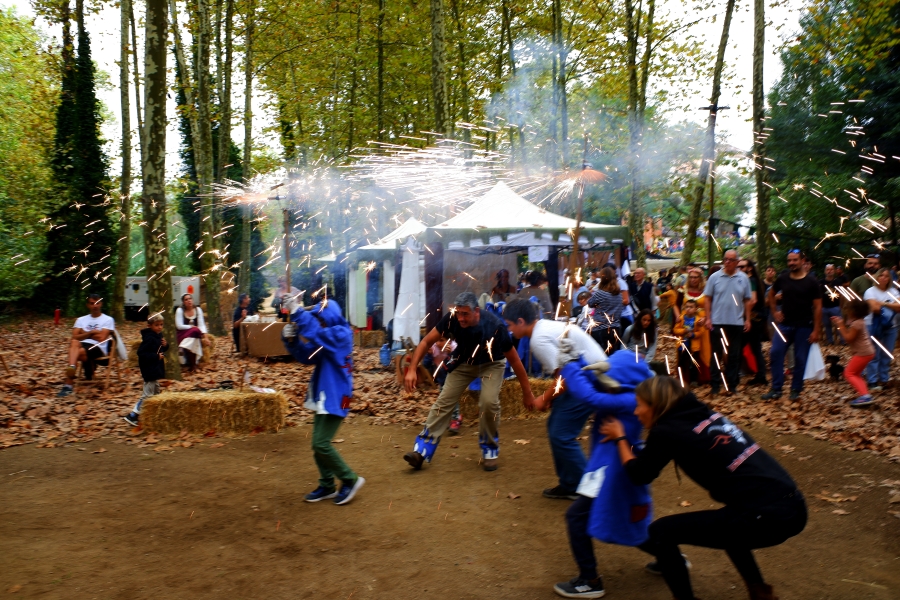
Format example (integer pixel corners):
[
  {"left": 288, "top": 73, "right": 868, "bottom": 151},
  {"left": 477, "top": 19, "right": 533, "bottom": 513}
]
[
  {"left": 863, "top": 286, "right": 900, "bottom": 327},
  {"left": 74, "top": 313, "right": 116, "bottom": 355},
  {"left": 530, "top": 319, "right": 607, "bottom": 375}
]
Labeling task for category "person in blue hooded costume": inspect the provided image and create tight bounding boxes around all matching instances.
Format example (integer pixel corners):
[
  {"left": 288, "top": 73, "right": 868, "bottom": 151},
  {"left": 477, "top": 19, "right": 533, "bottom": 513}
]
[
  {"left": 282, "top": 299, "right": 365, "bottom": 506},
  {"left": 551, "top": 347, "right": 654, "bottom": 599}
]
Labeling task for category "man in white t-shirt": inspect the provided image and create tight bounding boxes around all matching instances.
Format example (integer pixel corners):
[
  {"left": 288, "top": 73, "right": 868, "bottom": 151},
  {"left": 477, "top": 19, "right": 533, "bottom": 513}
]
[
  {"left": 504, "top": 298, "right": 608, "bottom": 500},
  {"left": 58, "top": 294, "right": 117, "bottom": 397}
]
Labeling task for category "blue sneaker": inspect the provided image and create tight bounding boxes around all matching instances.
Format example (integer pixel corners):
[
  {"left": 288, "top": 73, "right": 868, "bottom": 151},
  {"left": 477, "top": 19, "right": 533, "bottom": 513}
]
[
  {"left": 334, "top": 476, "right": 365, "bottom": 505},
  {"left": 849, "top": 395, "right": 875, "bottom": 407},
  {"left": 123, "top": 412, "right": 140, "bottom": 426},
  {"left": 304, "top": 486, "right": 337, "bottom": 502}
]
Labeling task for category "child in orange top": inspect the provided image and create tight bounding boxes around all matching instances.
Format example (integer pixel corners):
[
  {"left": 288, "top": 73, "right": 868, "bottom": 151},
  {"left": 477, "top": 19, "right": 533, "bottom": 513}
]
[
  {"left": 673, "top": 299, "right": 708, "bottom": 385},
  {"left": 831, "top": 299, "right": 876, "bottom": 407}
]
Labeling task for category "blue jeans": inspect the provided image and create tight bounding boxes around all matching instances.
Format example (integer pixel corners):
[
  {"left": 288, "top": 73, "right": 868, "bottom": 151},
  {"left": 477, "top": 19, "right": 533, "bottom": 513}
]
[
  {"left": 770, "top": 325, "right": 812, "bottom": 392},
  {"left": 547, "top": 390, "right": 594, "bottom": 492},
  {"left": 821, "top": 306, "right": 844, "bottom": 344},
  {"left": 866, "top": 326, "right": 898, "bottom": 384}
]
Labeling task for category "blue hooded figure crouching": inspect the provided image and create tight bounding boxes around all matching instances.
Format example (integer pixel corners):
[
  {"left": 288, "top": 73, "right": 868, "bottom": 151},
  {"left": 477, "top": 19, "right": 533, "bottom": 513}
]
[
  {"left": 282, "top": 299, "right": 365, "bottom": 505},
  {"left": 551, "top": 347, "right": 654, "bottom": 599}
]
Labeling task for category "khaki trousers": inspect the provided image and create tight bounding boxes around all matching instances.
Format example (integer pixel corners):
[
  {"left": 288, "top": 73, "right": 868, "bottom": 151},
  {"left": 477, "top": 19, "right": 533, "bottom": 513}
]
[{"left": 415, "top": 360, "right": 506, "bottom": 461}]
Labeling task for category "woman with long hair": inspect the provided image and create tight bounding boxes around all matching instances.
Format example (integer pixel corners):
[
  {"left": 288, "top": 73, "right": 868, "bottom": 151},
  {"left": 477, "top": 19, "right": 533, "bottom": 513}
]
[
  {"left": 739, "top": 258, "right": 768, "bottom": 386},
  {"left": 600, "top": 377, "right": 806, "bottom": 600},
  {"left": 587, "top": 267, "right": 624, "bottom": 354},
  {"left": 623, "top": 309, "right": 658, "bottom": 361},
  {"left": 174, "top": 293, "right": 209, "bottom": 371}
]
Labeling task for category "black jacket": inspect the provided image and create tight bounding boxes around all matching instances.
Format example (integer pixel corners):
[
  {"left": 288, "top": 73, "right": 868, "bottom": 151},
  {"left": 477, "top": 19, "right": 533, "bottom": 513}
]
[
  {"left": 629, "top": 280, "right": 654, "bottom": 311},
  {"left": 624, "top": 393, "right": 797, "bottom": 508},
  {"left": 137, "top": 328, "right": 167, "bottom": 382}
]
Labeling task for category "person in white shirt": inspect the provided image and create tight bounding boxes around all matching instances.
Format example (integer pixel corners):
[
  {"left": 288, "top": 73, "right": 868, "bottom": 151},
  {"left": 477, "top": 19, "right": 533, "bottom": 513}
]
[
  {"left": 59, "top": 294, "right": 117, "bottom": 397},
  {"left": 862, "top": 268, "right": 900, "bottom": 390},
  {"left": 175, "top": 293, "right": 209, "bottom": 371},
  {"left": 504, "top": 298, "right": 608, "bottom": 500}
]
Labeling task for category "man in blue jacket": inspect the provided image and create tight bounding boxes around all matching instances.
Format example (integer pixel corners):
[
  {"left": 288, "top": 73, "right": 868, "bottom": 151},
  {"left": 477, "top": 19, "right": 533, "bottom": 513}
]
[{"left": 282, "top": 299, "right": 365, "bottom": 505}]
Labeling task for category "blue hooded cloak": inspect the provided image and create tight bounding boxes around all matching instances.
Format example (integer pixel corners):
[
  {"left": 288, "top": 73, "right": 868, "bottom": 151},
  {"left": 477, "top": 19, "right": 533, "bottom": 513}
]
[
  {"left": 282, "top": 301, "right": 354, "bottom": 418},
  {"left": 561, "top": 350, "right": 654, "bottom": 546}
]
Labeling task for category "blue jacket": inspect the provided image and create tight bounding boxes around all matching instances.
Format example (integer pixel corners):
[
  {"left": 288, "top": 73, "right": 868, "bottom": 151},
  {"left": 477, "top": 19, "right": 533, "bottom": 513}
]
[
  {"left": 282, "top": 301, "right": 354, "bottom": 418},
  {"left": 562, "top": 351, "right": 654, "bottom": 546}
]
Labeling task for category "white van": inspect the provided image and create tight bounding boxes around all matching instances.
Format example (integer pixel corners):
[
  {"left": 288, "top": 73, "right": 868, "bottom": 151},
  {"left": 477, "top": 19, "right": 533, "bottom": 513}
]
[{"left": 124, "top": 276, "right": 203, "bottom": 320}]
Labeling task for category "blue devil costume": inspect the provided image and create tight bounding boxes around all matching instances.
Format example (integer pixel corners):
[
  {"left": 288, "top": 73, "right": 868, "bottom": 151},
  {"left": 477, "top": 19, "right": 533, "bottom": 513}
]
[
  {"left": 283, "top": 301, "right": 354, "bottom": 416},
  {"left": 282, "top": 300, "right": 363, "bottom": 503},
  {"left": 562, "top": 350, "right": 654, "bottom": 546}
]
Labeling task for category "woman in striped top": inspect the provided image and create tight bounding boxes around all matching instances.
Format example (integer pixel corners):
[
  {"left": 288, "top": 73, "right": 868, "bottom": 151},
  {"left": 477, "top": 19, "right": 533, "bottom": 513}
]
[{"left": 587, "top": 267, "right": 624, "bottom": 354}]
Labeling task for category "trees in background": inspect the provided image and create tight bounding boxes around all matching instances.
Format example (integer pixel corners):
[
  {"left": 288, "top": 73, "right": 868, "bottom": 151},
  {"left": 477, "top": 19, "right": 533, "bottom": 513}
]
[{"left": 0, "top": 9, "right": 59, "bottom": 304}]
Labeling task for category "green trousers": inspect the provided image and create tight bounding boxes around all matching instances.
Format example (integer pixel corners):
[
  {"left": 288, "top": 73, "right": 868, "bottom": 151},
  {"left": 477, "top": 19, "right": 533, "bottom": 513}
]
[{"left": 312, "top": 413, "right": 357, "bottom": 489}]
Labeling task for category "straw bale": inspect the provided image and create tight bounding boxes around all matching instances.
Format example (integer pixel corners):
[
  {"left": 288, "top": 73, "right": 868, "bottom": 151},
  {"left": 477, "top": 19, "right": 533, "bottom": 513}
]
[
  {"left": 141, "top": 390, "right": 287, "bottom": 434},
  {"left": 458, "top": 377, "right": 555, "bottom": 420},
  {"left": 359, "top": 330, "right": 384, "bottom": 348}
]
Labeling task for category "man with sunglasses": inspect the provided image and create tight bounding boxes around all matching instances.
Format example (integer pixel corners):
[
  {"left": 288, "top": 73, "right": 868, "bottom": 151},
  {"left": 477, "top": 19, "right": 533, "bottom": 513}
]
[
  {"left": 763, "top": 249, "right": 822, "bottom": 401},
  {"left": 703, "top": 250, "right": 752, "bottom": 396}
]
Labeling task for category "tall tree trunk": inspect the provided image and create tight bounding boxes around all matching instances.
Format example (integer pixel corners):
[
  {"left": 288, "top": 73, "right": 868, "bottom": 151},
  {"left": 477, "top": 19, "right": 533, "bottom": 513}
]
[
  {"left": 752, "top": 0, "right": 770, "bottom": 267},
  {"left": 238, "top": 0, "right": 254, "bottom": 295},
  {"left": 142, "top": 0, "right": 180, "bottom": 379},
  {"left": 429, "top": 0, "right": 449, "bottom": 135},
  {"left": 376, "top": 0, "right": 385, "bottom": 142},
  {"left": 449, "top": 0, "right": 470, "bottom": 145},
  {"left": 624, "top": 0, "right": 646, "bottom": 267},
  {"left": 216, "top": 0, "right": 234, "bottom": 183},
  {"left": 347, "top": 3, "right": 361, "bottom": 154},
  {"left": 194, "top": 0, "right": 224, "bottom": 334},
  {"left": 129, "top": 3, "right": 144, "bottom": 160},
  {"left": 554, "top": 0, "right": 568, "bottom": 166},
  {"left": 680, "top": 0, "right": 736, "bottom": 267},
  {"left": 112, "top": 0, "right": 132, "bottom": 323}
]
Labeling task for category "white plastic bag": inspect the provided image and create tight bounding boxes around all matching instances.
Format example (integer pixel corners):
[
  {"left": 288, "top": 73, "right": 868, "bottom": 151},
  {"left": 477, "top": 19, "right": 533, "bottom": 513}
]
[{"left": 804, "top": 342, "right": 826, "bottom": 381}]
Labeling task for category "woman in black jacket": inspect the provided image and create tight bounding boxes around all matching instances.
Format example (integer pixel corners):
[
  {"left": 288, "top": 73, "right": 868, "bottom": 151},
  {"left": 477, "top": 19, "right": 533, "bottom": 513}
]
[{"left": 599, "top": 376, "right": 806, "bottom": 600}]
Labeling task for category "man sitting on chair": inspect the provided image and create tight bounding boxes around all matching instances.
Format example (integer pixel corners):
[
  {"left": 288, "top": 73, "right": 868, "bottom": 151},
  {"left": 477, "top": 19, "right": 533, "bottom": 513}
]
[{"left": 58, "top": 294, "right": 116, "bottom": 397}]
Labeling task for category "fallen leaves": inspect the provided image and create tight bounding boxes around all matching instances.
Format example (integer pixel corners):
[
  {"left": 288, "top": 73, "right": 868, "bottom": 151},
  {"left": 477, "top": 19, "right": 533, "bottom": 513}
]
[
  {"left": 832, "top": 509, "right": 850, "bottom": 515},
  {"left": 332, "top": 439, "right": 345, "bottom": 444},
  {"left": 815, "top": 492, "right": 858, "bottom": 503},
  {"left": 679, "top": 500, "right": 693, "bottom": 507},
  {"left": 208, "top": 442, "right": 225, "bottom": 448},
  {"left": 513, "top": 439, "right": 531, "bottom": 445},
  {"left": 92, "top": 447, "right": 106, "bottom": 454},
  {"left": 507, "top": 492, "right": 521, "bottom": 499}
]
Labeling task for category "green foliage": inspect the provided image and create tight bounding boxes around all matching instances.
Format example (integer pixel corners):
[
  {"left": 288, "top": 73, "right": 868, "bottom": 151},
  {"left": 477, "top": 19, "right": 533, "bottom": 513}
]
[
  {"left": 0, "top": 9, "right": 61, "bottom": 303},
  {"left": 765, "top": 0, "right": 900, "bottom": 261},
  {"left": 40, "top": 9, "right": 114, "bottom": 313}
]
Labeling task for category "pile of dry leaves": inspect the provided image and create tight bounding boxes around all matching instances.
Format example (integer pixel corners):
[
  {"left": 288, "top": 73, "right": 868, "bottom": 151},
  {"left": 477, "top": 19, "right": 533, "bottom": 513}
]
[{"left": 0, "top": 318, "right": 897, "bottom": 461}]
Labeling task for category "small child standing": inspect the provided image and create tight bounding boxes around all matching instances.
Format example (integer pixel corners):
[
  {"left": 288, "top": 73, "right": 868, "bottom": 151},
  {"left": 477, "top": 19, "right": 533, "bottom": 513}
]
[
  {"left": 831, "top": 299, "right": 876, "bottom": 407},
  {"left": 673, "top": 300, "right": 706, "bottom": 386},
  {"left": 282, "top": 299, "right": 365, "bottom": 505},
  {"left": 124, "top": 315, "right": 167, "bottom": 426}
]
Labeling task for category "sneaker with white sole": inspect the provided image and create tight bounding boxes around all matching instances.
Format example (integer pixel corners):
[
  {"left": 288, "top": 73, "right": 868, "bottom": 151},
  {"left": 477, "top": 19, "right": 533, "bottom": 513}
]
[
  {"left": 645, "top": 554, "right": 692, "bottom": 576},
  {"left": 57, "top": 385, "right": 73, "bottom": 398},
  {"left": 553, "top": 576, "right": 605, "bottom": 598},
  {"left": 304, "top": 486, "right": 338, "bottom": 502},
  {"left": 849, "top": 394, "right": 875, "bottom": 407},
  {"left": 334, "top": 476, "right": 365, "bottom": 505},
  {"left": 123, "top": 412, "right": 140, "bottom": 426}
]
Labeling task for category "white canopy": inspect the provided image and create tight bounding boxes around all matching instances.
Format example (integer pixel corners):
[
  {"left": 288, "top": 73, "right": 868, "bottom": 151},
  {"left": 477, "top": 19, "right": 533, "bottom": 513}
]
[
  {"left": 357, "top": 217, "right": 427, "bottom": 252},
  {"left": 430, "top": 181, "right": 628, "bottom": 244}
]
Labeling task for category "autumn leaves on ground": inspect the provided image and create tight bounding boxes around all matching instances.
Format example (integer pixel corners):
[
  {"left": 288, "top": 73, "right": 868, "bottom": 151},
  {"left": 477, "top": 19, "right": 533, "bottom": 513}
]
[{"left": 1, "top": 318, "right": 899, "bottom": 599}]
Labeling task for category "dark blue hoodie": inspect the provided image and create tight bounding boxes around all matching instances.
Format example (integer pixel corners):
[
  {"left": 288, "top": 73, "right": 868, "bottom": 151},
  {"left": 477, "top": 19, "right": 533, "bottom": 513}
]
[
  {"left": 282, "top": 301, "right": 354, "bottom": 418},
  {"left": 562, "top": 351, "right": 654, "bottom": 546}
]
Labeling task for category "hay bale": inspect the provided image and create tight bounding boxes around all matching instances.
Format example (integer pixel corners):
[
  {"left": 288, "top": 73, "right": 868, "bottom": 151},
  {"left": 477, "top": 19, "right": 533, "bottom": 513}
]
[
  {"left": 360, "top": 330, "right": 384, "bottom": 348},
  {"left": 458, "top": 377, "right": 555, "bottom": 420},
  {"left": 141, "top": 390, "right": 288, "bottom": 434}
]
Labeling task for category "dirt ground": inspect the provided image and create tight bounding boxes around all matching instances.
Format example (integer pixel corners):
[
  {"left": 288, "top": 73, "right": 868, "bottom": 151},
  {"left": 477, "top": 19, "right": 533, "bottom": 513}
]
[{"left": 2, "top": 415, "right": 898, "bottom": 600}]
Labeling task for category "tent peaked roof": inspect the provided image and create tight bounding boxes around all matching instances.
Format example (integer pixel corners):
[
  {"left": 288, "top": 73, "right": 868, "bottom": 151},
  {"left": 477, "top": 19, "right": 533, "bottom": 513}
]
[
  {"left": 358, "top": 217, "right": 427, "bottom": 251},
  {"left": 429, "top": 181, "right": 628, "bottom": 245}
]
